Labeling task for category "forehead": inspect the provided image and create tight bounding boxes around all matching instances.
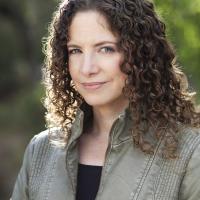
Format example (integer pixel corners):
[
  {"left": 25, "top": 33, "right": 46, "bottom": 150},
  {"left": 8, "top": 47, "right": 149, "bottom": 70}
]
[{"left": 68, "top": 11, "right": 118, "bottom": 44}]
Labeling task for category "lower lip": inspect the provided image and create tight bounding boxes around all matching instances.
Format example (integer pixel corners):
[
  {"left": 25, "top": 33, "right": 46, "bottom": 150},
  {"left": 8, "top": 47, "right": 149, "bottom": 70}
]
[{"left": 82, "top": 82, "right": 107, "bottom": 90}]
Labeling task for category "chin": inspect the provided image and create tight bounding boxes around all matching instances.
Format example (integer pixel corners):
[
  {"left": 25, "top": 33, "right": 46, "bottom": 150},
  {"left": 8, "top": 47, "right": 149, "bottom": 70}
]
[
  {"left": 81, "top": 94, "right": 106, "bottom": 105},
  {"left": 82, "top": 94, "right": 124, "bottom": 108},
  {"left": 83, "top": 98, "right": 109, "bottom": 107}
]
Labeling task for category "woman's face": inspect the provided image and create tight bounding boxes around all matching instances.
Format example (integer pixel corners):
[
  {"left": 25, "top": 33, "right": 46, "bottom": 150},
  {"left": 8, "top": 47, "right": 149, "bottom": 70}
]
[{"left": 68, "top": 11, "right": 128, "bottom": 107}]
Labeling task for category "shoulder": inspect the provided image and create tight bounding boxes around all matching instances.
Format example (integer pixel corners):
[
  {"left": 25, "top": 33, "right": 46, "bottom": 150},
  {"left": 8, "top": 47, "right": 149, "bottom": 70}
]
[
  {"left": 180, "top": 126, "right": 200, "bottom": 161},
  {"left": 29, "top": 127, "right": 62, "bottom": 146},
  {"left": 178, "top": 126, "right": 200, "bottom": 152},
  {"left": 179, "top": 127, "right": 200, "bottom": 199},
  {"left": 11, "top": 128, "right": 64, "bottom": 199},
  {"left": 27, "top": 129, "right": 49, "bottom": 153},
  {"left": 26, "top": 127, "right": 63, "bottom": 159},
  {"left": 22, "top": 128, "right": 64, "bottom": 177}
]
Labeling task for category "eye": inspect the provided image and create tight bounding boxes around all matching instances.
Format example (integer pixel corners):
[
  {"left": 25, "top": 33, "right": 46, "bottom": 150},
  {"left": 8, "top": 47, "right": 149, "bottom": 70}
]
[
  {"left": 100, "top": 46, "right": 115, "bottom": 53},
  {"left": 68, "top": 48, "right": 81, "bottom": 55}
]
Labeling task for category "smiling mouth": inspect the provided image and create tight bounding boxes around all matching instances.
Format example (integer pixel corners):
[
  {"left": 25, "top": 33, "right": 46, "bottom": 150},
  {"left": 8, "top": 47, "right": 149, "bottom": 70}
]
[{"left": 81, "top": 82, "right": 107, "bottom": 90}]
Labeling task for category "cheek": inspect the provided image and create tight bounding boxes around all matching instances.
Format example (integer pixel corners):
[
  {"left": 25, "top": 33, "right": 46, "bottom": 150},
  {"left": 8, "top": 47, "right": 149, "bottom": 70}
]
[
  {"left": 112, "top": 65, "right": 127, "bottom": 88},
  {"left": 68, "top": 66, "right": 74, "bottom": 80},
  {"left": 106, "top": 57, "right": 126, "bottom": 81},
  {"left": 68, "top": 60, "right": 77, "bottom": 80},
  {"left": 118, "top": 73, "right": 127, "bottom": 89}
]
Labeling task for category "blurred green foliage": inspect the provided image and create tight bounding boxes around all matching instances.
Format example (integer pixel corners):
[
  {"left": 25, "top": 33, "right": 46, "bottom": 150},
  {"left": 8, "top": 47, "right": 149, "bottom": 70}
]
[
  {"left": 0, "top": 0, "right": 199, "bottom": 199},
  {"left": 154, "top": 0, "right": 200, "bottom": 100}
]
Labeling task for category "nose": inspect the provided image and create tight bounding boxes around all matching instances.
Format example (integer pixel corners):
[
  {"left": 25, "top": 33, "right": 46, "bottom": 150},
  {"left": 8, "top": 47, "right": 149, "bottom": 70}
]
[{"left": 80, "top": 53, "right": 99, "bottom": 76}]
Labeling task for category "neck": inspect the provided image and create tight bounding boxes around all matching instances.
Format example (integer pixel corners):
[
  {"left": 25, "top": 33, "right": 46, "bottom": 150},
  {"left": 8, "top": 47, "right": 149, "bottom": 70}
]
[{"left": 90, "top": 99, "right": 129, "bottom": 138}]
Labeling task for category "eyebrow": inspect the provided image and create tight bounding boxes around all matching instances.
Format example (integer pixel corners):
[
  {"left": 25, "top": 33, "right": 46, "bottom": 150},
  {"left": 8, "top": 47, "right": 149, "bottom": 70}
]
[{"left": 67, "top": 41, "right": 117, "bottom": 48}]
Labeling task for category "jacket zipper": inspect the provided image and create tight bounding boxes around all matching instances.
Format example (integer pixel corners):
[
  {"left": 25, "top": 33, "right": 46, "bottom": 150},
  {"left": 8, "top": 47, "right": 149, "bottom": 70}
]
[
  {"left": 66, "top": 117, "right": 83, "bottom": 195},
  {"left": 66, "top": 141, "right": 77, "bottom": 195},
  {"left": 95, "top": 117, "right": 121, "bottom": 200}
]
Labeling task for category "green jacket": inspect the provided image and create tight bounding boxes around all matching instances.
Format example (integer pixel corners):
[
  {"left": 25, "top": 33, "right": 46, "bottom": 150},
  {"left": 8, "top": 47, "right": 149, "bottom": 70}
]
[{"left": 11, "top": 105, "right": 200, "bottom": 200}]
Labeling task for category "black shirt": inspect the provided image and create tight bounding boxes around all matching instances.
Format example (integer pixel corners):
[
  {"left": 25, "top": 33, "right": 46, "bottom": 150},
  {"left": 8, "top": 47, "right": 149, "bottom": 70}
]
[{"left": 76, "top": 163, "right": 103, "bottom": 200}]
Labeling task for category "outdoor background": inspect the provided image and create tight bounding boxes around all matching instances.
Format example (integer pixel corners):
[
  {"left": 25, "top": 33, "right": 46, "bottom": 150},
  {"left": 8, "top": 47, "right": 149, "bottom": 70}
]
[{"left": 0, "top": 0, "right": 200, "bottom": 199}]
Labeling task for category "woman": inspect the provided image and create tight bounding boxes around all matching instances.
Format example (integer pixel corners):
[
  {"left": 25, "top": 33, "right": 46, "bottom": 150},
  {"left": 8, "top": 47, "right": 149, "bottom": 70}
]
[{"left": 11, "top": 0, "right": 200, "bottom": 199}]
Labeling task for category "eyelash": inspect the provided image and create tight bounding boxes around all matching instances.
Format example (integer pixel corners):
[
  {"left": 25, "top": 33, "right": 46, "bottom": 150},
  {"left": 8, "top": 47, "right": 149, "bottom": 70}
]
[
  {"left": 68, "top": 49, "right": 81, "bottom": 55},
  {"left": 68, "top": 46, "right": 115, "bottom": 55},
  {"left": 101, "top": 46, "right": 115, "bottom": 53}
]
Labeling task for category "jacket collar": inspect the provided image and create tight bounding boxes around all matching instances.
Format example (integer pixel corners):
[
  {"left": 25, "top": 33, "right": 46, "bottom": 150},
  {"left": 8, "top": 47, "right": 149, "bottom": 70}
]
[{"left": 68, "top": 102, "right": 133, "bottom": 146}]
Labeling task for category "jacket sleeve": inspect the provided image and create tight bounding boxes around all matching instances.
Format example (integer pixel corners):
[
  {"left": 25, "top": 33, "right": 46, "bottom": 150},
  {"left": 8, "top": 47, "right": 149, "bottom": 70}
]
[
  {"left": 10, "top": 136, "right": 37, "bottom": 200},
  {"left": 180, "top": 140, "right": 200, "bottom": 200}
]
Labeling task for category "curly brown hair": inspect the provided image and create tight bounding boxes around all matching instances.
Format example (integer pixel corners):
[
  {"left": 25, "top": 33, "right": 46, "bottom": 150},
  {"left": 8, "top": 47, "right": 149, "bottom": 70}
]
[{"left": 42, "top": 0, "right": 200, "bottom": 158}]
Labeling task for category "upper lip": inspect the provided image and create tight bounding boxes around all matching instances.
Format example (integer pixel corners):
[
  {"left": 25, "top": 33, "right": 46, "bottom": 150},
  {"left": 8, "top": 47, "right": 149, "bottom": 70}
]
[{"left": 82, "top": 82, "right": 107, "bottom": 86}]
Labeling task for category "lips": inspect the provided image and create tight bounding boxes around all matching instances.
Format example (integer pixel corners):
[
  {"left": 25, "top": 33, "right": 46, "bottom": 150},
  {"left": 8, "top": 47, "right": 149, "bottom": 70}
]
[
  {"left": 82, "top": 82, "right": 106, "bottom": 86},
  {"left": 81, "top": 82, "right": 107, "bottom": 90}
]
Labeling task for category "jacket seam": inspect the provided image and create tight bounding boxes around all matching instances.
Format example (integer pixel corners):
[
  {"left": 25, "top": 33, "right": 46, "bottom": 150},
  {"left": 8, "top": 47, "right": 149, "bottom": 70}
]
[{"left": 131, "top": 132, "right": 165, "bottom": 200}]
